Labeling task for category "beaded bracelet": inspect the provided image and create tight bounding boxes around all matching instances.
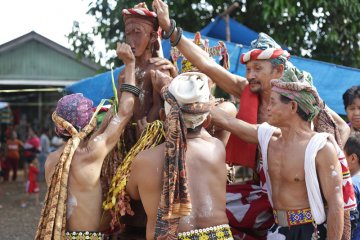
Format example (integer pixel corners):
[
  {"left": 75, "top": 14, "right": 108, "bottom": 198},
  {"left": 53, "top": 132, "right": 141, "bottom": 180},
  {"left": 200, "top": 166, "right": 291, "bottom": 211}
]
[
  {"left": 120, "top": 83, "right": 141, "bottom": 97},
  {"left": 161, "top": 19, "right": 176, "bottom": 39},
  {"left": 171, "top": 27, "right": 183, "bottom": 47}
]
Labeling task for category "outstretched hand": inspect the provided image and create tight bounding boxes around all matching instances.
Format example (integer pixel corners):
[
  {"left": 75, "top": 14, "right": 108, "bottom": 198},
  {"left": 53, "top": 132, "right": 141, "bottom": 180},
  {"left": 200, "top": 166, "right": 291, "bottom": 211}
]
[
  {"left": 149, "top": 57, "right": 178, "bottom": 78},
  {"left": 152, "top": 0, "right": 171, "bottom": 32},
  {"left": 116, "top": 42, "right": 135, "bottom": 65},
  {"left": 151, "top": 69, "right": 173, "bottom": 94}
]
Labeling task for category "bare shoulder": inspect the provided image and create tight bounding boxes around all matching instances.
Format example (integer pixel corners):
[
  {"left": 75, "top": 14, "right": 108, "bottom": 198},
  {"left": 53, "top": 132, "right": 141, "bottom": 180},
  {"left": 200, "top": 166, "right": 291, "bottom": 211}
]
[
  {"left": 45, "top": 148, "right": 63, "bottom": 185},
  {"left": 316, "top": 140, "right": 338, "bottom": 166},
  {"left": 217, "top": 101, "right": 237, "bottom": 117},
  {"left": 132, "top": 143, "right": 165, "bottom": 169}
]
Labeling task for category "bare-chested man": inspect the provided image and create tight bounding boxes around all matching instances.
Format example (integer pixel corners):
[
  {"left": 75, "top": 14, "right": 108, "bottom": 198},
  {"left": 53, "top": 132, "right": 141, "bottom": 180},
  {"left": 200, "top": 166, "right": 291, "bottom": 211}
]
[
  {"left": 127, "top": 72, "right": 233, "bottom": 239},
  {"left": 210, "top": 66, "right": 357, "bottom": 239},
  {"left": 36, "top": 43, "right": 137, "bottom": 240}
]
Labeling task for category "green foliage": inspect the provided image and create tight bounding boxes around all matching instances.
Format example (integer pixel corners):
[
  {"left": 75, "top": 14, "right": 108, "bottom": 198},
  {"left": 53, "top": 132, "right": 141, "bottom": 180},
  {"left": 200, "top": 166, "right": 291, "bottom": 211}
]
[{"left": 68, "top": 0, "right": 360, "bottom": 69}]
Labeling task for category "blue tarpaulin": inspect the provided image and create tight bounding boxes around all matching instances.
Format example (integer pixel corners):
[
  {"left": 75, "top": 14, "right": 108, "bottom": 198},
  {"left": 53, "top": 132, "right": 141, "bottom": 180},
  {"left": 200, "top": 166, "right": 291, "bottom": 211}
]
[{"left": 66, "top": 30, "right": 360, "bottom": 115}]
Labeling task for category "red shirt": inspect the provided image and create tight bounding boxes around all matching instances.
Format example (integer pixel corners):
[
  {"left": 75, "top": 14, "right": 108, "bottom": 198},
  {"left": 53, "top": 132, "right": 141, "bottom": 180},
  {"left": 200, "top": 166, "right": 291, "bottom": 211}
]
[
  {"left": 28, "top": 165, "right": 39, "bottom": 182},
  {"left": 6, "top": 139, "right": 22, "bottom": 159}
]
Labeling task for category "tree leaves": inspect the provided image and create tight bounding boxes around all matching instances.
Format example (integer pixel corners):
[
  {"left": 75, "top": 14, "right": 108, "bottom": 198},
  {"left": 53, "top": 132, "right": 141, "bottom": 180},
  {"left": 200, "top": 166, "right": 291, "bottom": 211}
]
[{"left": 67, "top": 0, "right": 360, "bottom": 69}]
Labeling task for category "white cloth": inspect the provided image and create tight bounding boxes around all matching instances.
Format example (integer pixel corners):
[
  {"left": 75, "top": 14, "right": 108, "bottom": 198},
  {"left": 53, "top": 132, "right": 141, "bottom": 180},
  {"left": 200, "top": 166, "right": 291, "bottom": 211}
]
[
  {"left": 257, "top": 122, "right": 278, "bottom": 207},
  {"left": 165, "top": 72, "right": 210, "bottom": 129}
]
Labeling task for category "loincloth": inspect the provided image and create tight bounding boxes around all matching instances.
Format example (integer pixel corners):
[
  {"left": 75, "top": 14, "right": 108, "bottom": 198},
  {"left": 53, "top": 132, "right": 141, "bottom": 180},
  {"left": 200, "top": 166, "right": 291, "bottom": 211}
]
[{"left": 178, "top": 224, "right": 233, "bottom": 240}]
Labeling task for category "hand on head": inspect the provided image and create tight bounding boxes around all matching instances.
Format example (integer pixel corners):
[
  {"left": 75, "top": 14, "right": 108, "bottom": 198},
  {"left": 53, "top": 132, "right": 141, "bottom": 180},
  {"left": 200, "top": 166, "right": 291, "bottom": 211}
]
[
  {"left": 149, "top": 57, "right": 178, "bottom": 78},
  {"left": 151, "top": 69, "right": 173, "bottom": 94},
  {"left": 116, "top": 42, "right": 135, "bottom": 65},
  {"left": 152, "top": 0, "right": 171, "bottom": 32}
]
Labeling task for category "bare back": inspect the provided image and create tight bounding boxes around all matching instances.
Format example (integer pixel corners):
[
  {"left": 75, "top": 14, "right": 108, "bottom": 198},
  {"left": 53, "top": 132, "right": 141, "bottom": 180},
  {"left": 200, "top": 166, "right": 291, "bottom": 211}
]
[
  {"left": 45, "top": 141, "right": 113, "bottom": 232},
  {"left": 127, "top": 129, "right": 228, "bottom": 239}
]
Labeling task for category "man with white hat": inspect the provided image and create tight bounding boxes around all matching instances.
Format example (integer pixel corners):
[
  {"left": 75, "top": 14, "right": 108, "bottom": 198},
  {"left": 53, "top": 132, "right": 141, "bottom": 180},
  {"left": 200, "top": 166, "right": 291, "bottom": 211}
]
[{"left": 126, "top": 72, "right": 233, "bottom": 239}]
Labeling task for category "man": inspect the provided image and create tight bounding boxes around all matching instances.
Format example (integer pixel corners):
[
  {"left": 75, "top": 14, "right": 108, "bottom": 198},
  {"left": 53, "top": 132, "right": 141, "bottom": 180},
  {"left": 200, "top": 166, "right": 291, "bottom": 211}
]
[
  {"left": 118, "top": 2, "right": 175, "bottom": 139},
  {"left": 152, "top": 0, "right": 351, "bottom": 238},
  {"left": 127, "top": 72, "right": 232, "bottom": 239},
  {"left": 210, "top": 66, "right": 356, "bottom": 239},
  {"left": 35, "top": 42, "right": 138, "bottom": 239}
]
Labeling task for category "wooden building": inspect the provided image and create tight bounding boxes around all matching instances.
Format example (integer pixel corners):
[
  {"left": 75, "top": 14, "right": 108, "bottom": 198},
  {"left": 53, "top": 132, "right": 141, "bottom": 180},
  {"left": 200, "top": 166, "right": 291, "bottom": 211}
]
[{"left": 0, "top": 31, "right": 101, "bottom": 141}]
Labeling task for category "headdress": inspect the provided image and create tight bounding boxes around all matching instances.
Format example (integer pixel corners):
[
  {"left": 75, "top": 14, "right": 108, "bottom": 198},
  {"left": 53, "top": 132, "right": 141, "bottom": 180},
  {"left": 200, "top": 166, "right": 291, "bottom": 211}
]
[
  {"left": 240, "top": 32, "right": 290, "bottom": 64},
  {"left": 54, "top": 93, "right": 94, "bottom": 137},
  {"left": 171, "top": 32, "right": 230, "bottom": 73},
  {"left": 122, "top": 2, "right": 158, "bottom": 30},
  {"left": 155, "top": 72, "right": 211, "bottom": 238}
]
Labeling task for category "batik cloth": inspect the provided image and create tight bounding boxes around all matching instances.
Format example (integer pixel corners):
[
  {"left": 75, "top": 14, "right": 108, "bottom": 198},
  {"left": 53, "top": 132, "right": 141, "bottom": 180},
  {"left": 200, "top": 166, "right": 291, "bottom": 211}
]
[
  {"left": 178, "top": 224, "right": 233, "bottom": 240},
  {"left": 64, "top": 231, "right": 104, "bottom": 240}
]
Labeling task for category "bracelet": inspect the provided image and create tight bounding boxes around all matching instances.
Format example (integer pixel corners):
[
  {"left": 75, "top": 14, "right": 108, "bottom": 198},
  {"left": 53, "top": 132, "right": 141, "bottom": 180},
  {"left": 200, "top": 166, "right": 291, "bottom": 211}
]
[
  {"left": 171, "top": 27, "right": 183, "bottom": 47},
  {"left": 120, "top": 83, "right": 141, "bottom": 97},
  {"left": 161, "top": 19, "right": 176, "bottom": 39}
]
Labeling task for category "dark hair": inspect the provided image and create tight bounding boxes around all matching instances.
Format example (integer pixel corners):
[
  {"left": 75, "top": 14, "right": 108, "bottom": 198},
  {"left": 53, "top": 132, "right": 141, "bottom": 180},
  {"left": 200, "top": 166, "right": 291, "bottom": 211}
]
[
  {"left": 279, "top": 95, "right": 311, "bottom": 121},
  {"left": 187, "top": 124, "right": 202, "bottom": 133},
  {"left": 344, "top": 133, "right": 360, "bottom": 161},
  {"left": 343, "top": 86, "right": 360, "bottom": 109}
]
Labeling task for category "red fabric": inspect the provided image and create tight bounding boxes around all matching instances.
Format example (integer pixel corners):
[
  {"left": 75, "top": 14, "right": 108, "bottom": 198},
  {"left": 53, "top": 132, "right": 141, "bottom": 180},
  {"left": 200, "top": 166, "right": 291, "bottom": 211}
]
[
  {"left": 226, "top": 184, "right": 273, "bottom": 239},
  {"left": 226, "top": 85, "right": 259, "bottom": 169},
  {"left": 24, "top": 137, "right": 40, "bottom": 158},
  {"left": 6, "top": 139, "right": 21, "bottom": 159},
  {"left": 27, "top": 165, "right": 39, "bottom": 193}
]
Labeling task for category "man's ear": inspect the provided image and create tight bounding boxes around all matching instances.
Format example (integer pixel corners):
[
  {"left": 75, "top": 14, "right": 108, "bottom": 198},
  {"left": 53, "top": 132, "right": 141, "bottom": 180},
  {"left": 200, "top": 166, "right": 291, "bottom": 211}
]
[
  {"left": 275, "top": 64, "right": 285, "bottom": 77},
  {"left": 150, "top": 31, "right": 158, "bottom": 43},
  {"left": 159, "top": 108, "right": 166, "bottom": 122},
  {"left": 350, "top": 153, "right": 359, "bottom": 164},
  {"left": 202, "top": 114, "right": 212, "bottom": 129},
  {"left": 290, "top": 101, "right": 298, "bottom": 113}
]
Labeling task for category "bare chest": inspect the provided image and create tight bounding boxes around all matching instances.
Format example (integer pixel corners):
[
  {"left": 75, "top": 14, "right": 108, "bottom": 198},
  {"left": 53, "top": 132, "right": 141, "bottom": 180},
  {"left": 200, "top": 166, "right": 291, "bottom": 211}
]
[{"left": 267, "top": 142, "right": 307, "bottom": 183}]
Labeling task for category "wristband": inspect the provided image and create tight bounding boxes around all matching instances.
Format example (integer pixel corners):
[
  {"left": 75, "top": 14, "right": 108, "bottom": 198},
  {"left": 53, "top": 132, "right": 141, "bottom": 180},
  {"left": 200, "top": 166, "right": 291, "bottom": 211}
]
[
  {"left": 161, "top": 19, "right": 176, "bottom": 39},
  {"left": 171, "top": 27, "right": 183, "bottom": 47},
  {"left": 120, "top": 83, "right": 141, "bottom": 97}
]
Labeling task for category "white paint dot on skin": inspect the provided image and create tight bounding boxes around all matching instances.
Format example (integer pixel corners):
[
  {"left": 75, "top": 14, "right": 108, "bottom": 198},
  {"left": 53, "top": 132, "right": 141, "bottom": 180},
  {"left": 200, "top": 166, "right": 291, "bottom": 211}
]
[
  {"left": 330, "top": 165, "right": 335, "bottom": 170},
  {"left": 93, "top": 135, "right": 102, "bottom": 142},
  {"left": 331, "top": 170, "right": 338, "bottom": 177},
  {"left": 335, "top": 186, "right": 341, "bottom": 192}
]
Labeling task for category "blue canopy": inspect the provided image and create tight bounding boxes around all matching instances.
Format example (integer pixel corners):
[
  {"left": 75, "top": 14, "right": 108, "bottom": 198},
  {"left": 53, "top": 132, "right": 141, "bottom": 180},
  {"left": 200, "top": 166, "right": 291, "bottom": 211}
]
[
  {"left": 200, "top": 16, "right": 258, "bottom": 47},
  {"left": 66, "top": 31, "right": 360, "bottom": 115}
]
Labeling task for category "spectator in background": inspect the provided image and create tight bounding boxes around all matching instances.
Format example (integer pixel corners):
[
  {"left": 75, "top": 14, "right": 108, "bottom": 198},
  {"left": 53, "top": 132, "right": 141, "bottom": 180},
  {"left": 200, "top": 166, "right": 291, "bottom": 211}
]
[
  {"left": 343, "top": 86, "right": 360, "bottom": 133},
  {"left": 38, "top": 128, "right": 50, "bottom": 181},
  {"left": 21, "top": 156, "right": 40, "bottom": 207},
  {"left": 50, "top": 133, "right": 64, "bottom": 152},
  {"left": 344, "top": 132, "right": 360, "bottom": 239},
  {"left": 4, "top": 130, "right": 23, "bottom": 181},
  {"left": 23, "top": 127, "right": 40, "bottom": 181}
]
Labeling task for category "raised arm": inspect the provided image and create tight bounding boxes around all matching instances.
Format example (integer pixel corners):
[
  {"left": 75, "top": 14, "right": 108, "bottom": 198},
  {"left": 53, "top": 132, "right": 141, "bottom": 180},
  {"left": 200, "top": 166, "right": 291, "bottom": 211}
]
[
  {"left": 316, "top": 141, "right": 344, "bottom": 239},
  {"left": 152, "top": 0, "right": 248, "bottom": 98},
  {"left": 326, "top": 105, "right": 350, "bottom": 146},
  {"left": 87, "top": 43, "right": 137, "bottom": 160}
]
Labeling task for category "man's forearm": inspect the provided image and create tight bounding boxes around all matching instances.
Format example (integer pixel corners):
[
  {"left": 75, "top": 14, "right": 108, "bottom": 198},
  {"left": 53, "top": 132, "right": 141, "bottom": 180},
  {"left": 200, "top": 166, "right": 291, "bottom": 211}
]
[
  {"left": 326, "top": 203, "right": 344, "bottom": 240},
  {"left": 325, "top": 106, "right": 350, "bottom": 146}
]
